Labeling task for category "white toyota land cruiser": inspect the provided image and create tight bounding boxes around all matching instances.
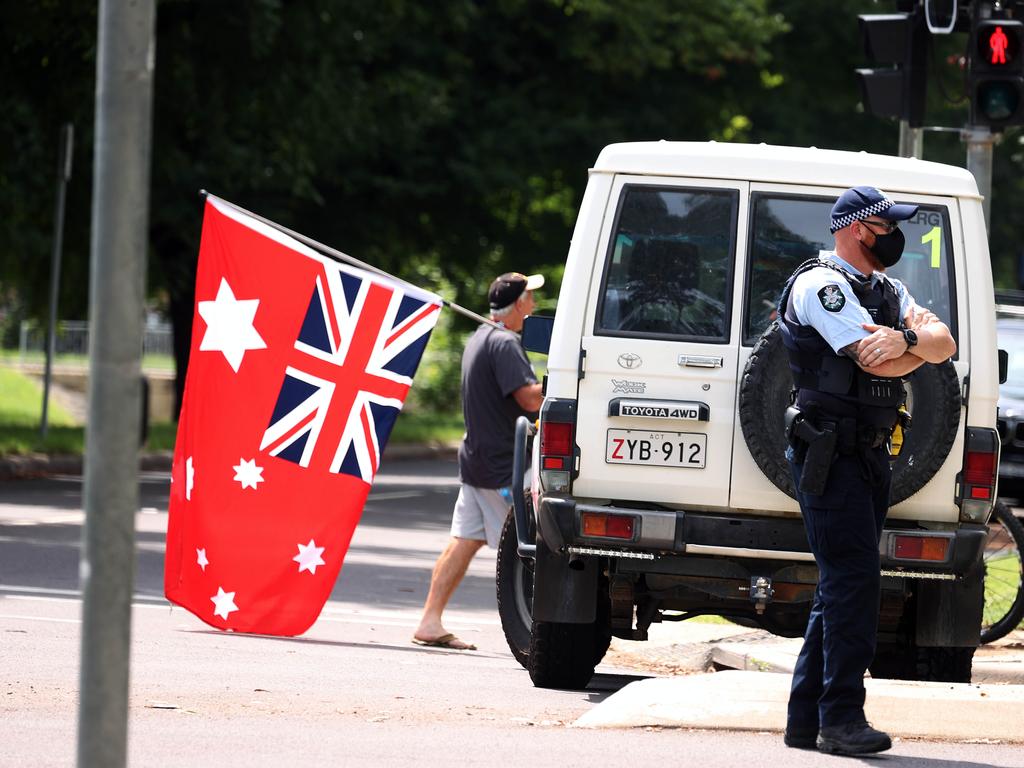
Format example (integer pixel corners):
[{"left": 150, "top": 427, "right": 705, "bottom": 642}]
[{"left": 495, "top": 141, "right": 1003, "bottom": 690}]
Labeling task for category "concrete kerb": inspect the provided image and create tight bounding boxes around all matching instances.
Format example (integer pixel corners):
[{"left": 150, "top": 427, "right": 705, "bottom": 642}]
[
  {"left": 596, "top": 621, "right": 1024, "bottom": 740},
  {"left": 574, "top": 670, "right": 1024, "bottom": 742}
]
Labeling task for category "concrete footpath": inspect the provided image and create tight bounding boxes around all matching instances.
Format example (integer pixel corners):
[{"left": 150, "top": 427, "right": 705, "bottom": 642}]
[{"left": 596, "top": 620, "right": 1024, "bottom": 741}]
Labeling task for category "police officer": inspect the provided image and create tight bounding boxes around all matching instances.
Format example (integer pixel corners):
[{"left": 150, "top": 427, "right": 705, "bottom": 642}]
[{"left": 779, "top": 187, "right": 956, "bottom": 755}]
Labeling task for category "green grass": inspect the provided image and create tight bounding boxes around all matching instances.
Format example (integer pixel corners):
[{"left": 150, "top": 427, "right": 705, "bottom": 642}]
[
  {"left": 0, "top": 366, "right": 76, "bottom": 428},
  {"left": 0, "top": 363, "right": 462, "bottom": 455},
  {"left": 0, "top": 349, "right": 175, "bottom": 372},
  {"left": 0, "top": 367, "right": 85, "bottom": 454},
  {"left": 389, "top": 410, "right": 464, "bottom": 445}
]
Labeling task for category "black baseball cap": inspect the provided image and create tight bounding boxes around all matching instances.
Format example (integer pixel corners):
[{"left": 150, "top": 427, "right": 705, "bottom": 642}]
[{"left": 488, "top": 272, "right": 545, "bottom": 310}]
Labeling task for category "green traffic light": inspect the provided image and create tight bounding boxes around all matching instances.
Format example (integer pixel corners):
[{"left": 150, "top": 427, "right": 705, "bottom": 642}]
[{"left": 979, "top": 80, "right": 1020, "bottom": 121}]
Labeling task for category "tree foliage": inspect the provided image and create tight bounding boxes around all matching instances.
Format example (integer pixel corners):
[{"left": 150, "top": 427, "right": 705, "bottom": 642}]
[{"left": 3, "top": 0, "right": 1022, "bottom": 408}]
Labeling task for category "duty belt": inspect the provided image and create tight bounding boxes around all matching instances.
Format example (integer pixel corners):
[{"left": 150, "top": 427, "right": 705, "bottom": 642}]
[{"left": 819, "top": 418, "right": 892, "bottom": 451}]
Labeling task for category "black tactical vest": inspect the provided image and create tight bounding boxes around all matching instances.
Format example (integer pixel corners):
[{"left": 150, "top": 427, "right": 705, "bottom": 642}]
[{"left": 778, "top": 257, "right": 905, "bottom": 428}]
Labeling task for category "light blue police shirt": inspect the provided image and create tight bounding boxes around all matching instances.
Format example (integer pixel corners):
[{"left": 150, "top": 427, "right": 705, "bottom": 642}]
[{"left": 786, "top": 252, "right": 914, "bottom": 353}]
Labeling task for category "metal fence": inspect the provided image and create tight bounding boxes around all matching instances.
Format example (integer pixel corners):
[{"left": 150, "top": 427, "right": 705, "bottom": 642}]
[{"left": 15, "top": 320, "right": 173, "bottom": 360}]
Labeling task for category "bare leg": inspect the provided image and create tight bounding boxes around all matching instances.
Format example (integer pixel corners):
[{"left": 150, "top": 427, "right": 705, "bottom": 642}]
[{"left": 413, "top": 537, "right": 485, "bottom": 648}]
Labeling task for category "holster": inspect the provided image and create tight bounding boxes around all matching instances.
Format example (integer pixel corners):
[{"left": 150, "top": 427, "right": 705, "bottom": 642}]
[
  {"left": 890, "top": 406, "right": 913, "bottom": 459},
  {"left": 785, "top": 406, "right": 838, "bottom": 495}
]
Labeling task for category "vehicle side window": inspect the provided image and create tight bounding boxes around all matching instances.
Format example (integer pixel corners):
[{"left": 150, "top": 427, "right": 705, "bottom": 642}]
[
  {"left": 596, "top": 186, "right": 736, "bottom": 341},
  {"left": 744, "top": 194, "right": 957, "bottom": 346}
]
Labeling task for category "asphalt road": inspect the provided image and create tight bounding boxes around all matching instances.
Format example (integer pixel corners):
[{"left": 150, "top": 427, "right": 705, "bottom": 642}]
[{"left": 1, "top": 457, "right": 1022, "bottom": 767}]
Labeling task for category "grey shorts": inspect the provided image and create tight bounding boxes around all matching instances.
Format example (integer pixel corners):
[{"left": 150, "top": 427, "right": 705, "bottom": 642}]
[{"left": 450, "top": 485, "right": 511, "bottom": 548}]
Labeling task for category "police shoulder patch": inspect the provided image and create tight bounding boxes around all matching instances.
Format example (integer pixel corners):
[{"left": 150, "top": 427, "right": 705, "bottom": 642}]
[{"left": 817, "top": 284, "right": 846, "bottom": 312}]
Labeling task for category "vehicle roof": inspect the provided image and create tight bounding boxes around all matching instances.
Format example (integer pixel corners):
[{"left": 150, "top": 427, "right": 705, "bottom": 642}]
[{"left": 592, "top": 141, "right": 980, "bottom": 199}]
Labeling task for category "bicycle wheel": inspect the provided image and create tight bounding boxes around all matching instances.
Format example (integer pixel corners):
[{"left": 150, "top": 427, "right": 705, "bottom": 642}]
[{"left": 981, "top": 500, "right": 1024, "bottom": 644}]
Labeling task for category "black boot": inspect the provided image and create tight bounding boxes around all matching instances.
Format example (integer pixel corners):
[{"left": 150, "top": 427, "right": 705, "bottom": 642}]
[
  {"left": 817, "top": 721, "right": 892, "bottom": 755},
  {"left": 783, "top": 726, "right": 817, "bottom": 750}
]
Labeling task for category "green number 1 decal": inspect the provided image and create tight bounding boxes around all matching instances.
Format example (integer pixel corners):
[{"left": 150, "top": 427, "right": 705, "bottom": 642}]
[{"left": 921, "top": 226, "right": 941, "bottom": 268}]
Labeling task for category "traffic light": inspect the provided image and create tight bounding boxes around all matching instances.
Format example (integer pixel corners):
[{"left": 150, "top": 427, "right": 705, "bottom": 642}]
[
  {"left": 856, "top": 12, "right": 928, "bottom": 126},
  {"left": 969, "top": 18, "right": 1024, "bottom": 128}
]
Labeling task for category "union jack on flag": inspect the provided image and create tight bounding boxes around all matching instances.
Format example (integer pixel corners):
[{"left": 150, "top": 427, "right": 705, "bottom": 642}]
[
  {"left": 259, "top": 266, "right": 440, "bottom": 483},
  {"left": 165, "top": 197, "right": 442, "bottom": 636}
]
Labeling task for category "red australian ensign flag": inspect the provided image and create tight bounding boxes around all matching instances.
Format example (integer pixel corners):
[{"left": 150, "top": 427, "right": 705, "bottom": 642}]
[{"left": 165, "top": 197, "right": 442, "bottom": 635}]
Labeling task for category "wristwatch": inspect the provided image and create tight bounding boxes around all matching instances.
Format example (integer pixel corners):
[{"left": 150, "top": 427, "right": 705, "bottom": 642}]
[{"left": 902, "top": 328, "right": 919, "bottom": 348}]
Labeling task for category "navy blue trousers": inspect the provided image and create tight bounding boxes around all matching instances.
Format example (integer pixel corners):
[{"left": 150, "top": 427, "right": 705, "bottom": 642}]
[{"left": 787, "top": 446, "right": 891, "bottom": 730}]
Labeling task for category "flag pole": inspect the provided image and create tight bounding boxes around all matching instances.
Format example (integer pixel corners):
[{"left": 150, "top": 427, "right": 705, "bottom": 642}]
[{"left": 200, "top": 191, "right": 504, "bottom": 330}]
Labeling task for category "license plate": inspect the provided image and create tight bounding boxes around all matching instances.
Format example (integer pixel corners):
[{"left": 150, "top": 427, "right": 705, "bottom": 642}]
[{"left": 605, "top": 429, "right": 707, "bottom": 468}]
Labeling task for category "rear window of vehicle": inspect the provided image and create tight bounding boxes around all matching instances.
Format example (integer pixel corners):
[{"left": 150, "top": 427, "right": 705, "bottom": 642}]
[
  {"left": 596, "top": 185, "right": 738, "bottom": 342},
  {"left": 744, "top": 193, "right": 958, "bottom": 346},
  {"left": 998, "top": 319, "right": 1024, "bottom": 400}
]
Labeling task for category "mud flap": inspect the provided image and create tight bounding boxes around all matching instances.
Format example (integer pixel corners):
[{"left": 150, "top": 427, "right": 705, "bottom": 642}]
[
  {"left": 531, "top": 537, "right": 597, "bottom": 624},
  {"left": 915, "top": 558, "right": 983, "bottom": 647}
]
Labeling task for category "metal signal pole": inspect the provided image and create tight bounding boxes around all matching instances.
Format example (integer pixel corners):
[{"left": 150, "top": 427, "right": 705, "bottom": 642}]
[
  {"left": 41, "top": 123, "right": 74, "bottom": 438},
  {"left": 77, "top": 1, "right": 155, "bottom": 766},
  {"left": 964, "top": 126, "right": 996, "bottom": 231}
]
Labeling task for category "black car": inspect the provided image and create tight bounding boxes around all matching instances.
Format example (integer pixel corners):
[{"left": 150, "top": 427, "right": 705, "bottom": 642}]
[{"left": 997, "top": 302, "right": 1024, "bottom": 501}]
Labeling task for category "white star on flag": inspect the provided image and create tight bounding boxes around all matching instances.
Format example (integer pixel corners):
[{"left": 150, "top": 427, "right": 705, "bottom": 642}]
[
  {"left": 211, "top": 587, "right": 238, "bottom": 620},
  {"left": 186, "top": 456, "right": 195, "bottom": 501},
  {"left": 196, "top": 548, "right": 209, "bottom": 571},
  {"left": 293, "top": 539, "right": 326, "bottom": 575},
  {"left": 232, "top": 458, "right": 265, "bottom": 490},
  {"left": 197, "top": 278, "right": 267, "bottom": 372}
]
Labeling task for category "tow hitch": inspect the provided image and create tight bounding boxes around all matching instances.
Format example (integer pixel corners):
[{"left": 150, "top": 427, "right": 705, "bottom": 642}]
[{"left": 741, "top": 575, "right": 775, "bottom": 614}]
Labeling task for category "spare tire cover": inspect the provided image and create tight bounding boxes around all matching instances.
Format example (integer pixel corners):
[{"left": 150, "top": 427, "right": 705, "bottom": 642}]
[{"left": 739, "top": 322, "right": 962, "bottom": 505}]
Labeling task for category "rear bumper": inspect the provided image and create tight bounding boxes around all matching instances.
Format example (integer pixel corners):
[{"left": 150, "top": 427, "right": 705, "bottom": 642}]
[{"left": 536, "top": 495, "right": 986, "bottom": 575}]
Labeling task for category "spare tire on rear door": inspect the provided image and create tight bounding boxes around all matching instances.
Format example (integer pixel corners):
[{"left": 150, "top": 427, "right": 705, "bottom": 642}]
[{"left": 738, "top": 322, "right": 962, "bottom": 505}]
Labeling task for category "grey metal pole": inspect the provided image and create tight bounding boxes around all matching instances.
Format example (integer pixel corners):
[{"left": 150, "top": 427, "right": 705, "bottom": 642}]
[
  {"left": 963, "top": 126, "right": 996, "bottom": 232},
  {"left": 898, "top": 120, "right": 923, "bottom": 159},
  {"left": 41, "top": 123, "right": 74, "bottom": 439},
  {"left": 77, "top": 1, "right": 155, "bottom": 766}
]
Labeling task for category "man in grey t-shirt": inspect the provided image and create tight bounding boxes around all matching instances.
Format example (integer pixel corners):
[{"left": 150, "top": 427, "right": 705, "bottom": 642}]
[{"left": 413, "top": 272, "right": 544, "bottom": 650}]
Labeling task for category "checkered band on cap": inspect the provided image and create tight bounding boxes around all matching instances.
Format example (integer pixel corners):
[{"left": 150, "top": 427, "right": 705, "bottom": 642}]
[{"left": 829, "top": 197, "right": 895, "bottom": 233}]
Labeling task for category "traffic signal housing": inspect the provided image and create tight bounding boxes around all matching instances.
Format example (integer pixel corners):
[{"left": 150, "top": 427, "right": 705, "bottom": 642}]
[
  {"left": 856, "top": 13, "right": 929, "bottom": 126},
  {"left": 970, "top": 19, "right": 1024, "bottom": 128}
]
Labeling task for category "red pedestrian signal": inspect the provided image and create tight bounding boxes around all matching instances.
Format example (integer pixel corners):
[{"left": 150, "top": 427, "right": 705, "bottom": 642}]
[
  {"left": 970, "top": 19, "right": 1024, "bottom": 128},
  {"left": 978, "top": 23, "right": 1018, "bottom": 67}
]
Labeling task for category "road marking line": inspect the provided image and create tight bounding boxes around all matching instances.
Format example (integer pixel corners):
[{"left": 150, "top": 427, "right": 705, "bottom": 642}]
[
  {"left": 0, "top": 514, "right": 86, "bottom": 526},
  {"left": 0, "top": 587, "right": 501, "bottom": 625},
  {"left": 0, "top": 613, "right": 80, "bottom": 624},
  {"left": 1, "top": 587, "right": 171, "bottom": 608},
  {"left": 0, "top": 585, "right": 82, "bottom": 597},
  {"left": 366, "top": 490, "right": 425, "bottom": 500}
]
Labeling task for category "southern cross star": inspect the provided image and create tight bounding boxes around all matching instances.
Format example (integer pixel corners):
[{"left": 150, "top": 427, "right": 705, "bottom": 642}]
[
  {"left": 293, "top": 539, "right": 326, "bottom": 575},
  {"left": 211, "top": 587, "right": 238, "bottom": 620},
  {"left": 197, "top": 278, "right": 267, "bottom": 372},
  {"left": 196, "top": 547, "right": 209, "bottom": 571},
  {"left": 232, "top": 458, "right": 265, "bottom": 490},
  {"left": 185, "top": 456, "right": 195, "bottom": 501}
]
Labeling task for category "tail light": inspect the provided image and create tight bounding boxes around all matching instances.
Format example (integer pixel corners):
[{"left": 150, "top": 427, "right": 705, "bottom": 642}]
[
  {"left": 581, "top": 511, "right": 636, "bottom": 540},
  {"left": 958, "top": 427, "right": 1000, "bottom": 523},
  {"left": 539, "top": 399, "right": 577, "bottom": 492},
  {"left": 892, "top": 534, "right": 950, "bottom": 562}
]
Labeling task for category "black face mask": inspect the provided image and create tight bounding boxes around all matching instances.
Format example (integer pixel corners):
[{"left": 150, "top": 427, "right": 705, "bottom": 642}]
[{"left": 869, "top": 227, "right": 905, "bottom": 268}]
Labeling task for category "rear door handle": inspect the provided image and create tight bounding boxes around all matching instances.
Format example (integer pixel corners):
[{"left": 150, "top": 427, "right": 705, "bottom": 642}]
[{"left": 678, "top": 355, "right": 723, "bottom": 368}]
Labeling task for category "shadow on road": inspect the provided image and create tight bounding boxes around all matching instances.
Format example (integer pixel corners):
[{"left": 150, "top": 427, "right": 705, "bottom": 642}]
[
  {"left": 582, "top": 672, "right": 652, "bottom": 704},
  {"left": 847, "top": 757, "right": 1001, "bottom": 768},
  {"left": 180, "top": 628, "right": 511, "bottom": 660}
]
